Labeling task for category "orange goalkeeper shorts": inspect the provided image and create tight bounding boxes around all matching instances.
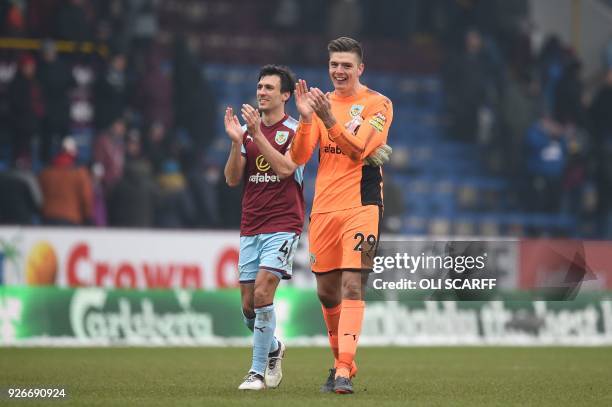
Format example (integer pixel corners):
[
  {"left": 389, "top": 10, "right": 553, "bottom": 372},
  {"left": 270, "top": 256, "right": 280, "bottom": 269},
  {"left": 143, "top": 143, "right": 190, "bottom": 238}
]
[{"left": 309, "top": 205, "right": 382, "bottom": 273}]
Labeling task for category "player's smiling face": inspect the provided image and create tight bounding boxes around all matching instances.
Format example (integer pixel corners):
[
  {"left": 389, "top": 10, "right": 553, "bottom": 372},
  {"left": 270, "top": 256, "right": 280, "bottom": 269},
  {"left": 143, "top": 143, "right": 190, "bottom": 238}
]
[
  {"left": 329, "top": 52, "right": 364, "bottom": 94},
  {"left": 257, "top": 75, "right": 288, "bottom": 113}
]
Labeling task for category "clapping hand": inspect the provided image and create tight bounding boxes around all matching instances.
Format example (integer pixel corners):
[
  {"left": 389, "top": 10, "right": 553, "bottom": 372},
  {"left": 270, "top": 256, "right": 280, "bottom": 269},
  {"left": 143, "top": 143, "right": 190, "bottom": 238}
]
[
  {"left": 224, "top": 107, "right": 243, "bottom": 143},
  {"left": 309, "top": 87, "right": 335, "bottom": 128},
  {"left": 295, "top": 79, "right": 314, "bottom": 122},
  {"left": 241, "top": 104, "right": 261, "bottom": 137}
]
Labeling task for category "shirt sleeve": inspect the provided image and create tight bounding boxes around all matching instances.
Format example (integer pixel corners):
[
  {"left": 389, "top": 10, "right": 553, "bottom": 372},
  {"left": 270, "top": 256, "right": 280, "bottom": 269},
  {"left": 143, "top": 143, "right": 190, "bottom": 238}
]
[
  {"left": 240, "top": 125, "right": 248, "bottom": 156},
  {"left": 289, "top": 117, "right": 321, "bottom": 165},
  {"left": 327, "top": 97, "right": 393, "bottom": 162}
]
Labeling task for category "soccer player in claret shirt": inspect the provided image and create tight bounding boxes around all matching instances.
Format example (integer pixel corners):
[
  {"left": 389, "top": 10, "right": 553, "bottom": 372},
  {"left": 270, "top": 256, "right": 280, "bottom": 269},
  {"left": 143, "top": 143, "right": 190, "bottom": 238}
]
[
  {"left": 251, "top": 37, "right": 393, "bottom": 394},
  {"left": 223, "top": 65, "right": 305, "bottom": 390}
]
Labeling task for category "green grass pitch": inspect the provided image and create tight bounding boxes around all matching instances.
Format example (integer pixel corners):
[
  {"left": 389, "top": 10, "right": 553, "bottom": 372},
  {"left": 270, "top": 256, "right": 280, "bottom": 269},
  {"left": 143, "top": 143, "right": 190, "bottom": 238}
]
[{"left": 1, "top": 347, "right": 611, "bottom": 406}]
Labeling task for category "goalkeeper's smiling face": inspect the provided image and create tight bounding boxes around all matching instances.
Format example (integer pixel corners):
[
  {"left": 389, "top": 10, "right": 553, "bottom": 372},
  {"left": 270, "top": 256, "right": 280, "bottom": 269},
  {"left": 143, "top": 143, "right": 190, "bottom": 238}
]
[
  {"left": 257, "top": 75, "right": 289, "bottom": 114},
  {"left": 328, "top": 52, "right": 364, "bottom": 95}
]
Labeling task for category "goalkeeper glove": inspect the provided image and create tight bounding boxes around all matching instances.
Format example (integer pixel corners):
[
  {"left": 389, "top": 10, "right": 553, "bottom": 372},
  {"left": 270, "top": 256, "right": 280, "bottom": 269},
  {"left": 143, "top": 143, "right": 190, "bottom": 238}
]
[{"left": 364, "top": 144, "right": 392, "bottom": 167}]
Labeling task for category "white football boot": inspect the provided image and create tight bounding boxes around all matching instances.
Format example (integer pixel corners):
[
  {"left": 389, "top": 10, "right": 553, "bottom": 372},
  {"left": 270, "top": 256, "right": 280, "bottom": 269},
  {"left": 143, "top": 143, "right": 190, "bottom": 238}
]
[
  {"left": 264, "top": 340, "right": 286, "bottom": 388},
  {"left": 238, "top": 372, "right": 266, "bottom": 390}
]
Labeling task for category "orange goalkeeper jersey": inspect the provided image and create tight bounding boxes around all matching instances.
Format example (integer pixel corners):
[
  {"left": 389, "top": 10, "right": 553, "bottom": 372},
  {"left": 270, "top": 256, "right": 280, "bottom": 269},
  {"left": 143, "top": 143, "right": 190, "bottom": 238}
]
[{"left": 290, "top": 86, "right": 393, "bottom": 214}]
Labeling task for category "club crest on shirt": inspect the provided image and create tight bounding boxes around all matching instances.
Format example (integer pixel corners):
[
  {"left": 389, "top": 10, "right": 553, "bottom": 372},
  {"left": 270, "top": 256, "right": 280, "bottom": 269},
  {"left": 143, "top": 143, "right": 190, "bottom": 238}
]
[
  {"left": 345, "top": 115, "right": 363, "bottom": 135},
  {"left": 349, "top": 104, "right": 364, "bottom": 117},
  {"left": 275, "top": 131, "right": 289, "bottom": 145}
]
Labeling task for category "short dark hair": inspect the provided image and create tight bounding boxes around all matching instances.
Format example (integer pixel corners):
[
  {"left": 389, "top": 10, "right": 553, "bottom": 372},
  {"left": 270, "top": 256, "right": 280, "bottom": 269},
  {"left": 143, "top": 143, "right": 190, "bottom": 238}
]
[
  {"left": 327, "top": 37, "right": 363, "bottom": 62},
  {"left": 258, "top": 64, "right": 296, "bottom": 97}
]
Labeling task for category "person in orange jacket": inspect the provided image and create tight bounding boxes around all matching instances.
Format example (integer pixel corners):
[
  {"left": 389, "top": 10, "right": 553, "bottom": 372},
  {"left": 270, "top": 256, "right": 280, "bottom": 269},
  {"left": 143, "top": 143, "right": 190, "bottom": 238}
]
[{"left": 39, "top": 137, "right": 93, "bottom": 225}]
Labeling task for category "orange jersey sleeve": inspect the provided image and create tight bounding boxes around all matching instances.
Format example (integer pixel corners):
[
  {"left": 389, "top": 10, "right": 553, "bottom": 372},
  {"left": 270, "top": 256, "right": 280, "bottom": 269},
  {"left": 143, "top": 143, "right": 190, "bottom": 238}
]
[
  {"left": 327, "top": 96, "right": 393, "bottom": 161},
  {"left": 289, "top": 119, "right": 320, "bottom": 165},
  {"left": 310, "top": 87, "right": 393, "bottom": 214}
]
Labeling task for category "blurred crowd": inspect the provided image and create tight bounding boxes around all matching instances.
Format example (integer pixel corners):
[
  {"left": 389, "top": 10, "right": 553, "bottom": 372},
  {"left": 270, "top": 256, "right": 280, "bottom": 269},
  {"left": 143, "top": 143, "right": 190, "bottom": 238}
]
[
  {"left": 0, "top": 0, "right": 229, "bottom": 229},
  {"left": 443, "top": 25, "right": 612, "bottom": 237},
  {"left": 1, "top": 0, "right": 611, "bottom": 238}
]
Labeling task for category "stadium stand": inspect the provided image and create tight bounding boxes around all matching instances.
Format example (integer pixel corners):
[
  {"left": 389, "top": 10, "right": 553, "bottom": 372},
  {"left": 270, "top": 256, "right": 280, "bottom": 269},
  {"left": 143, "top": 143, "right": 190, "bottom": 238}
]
[{"left": 1, "top": 0, "right": 610, "bottom": 237}]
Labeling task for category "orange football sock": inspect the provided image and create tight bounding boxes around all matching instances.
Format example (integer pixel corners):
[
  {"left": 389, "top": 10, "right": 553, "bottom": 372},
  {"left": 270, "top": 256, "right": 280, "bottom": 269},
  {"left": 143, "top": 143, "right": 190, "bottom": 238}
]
[
  {"left": 321, "top": 304, "right": 341, "bottom": 364},
  {"left": 336, "top": 299, "right": 365, "bottom": 379}
]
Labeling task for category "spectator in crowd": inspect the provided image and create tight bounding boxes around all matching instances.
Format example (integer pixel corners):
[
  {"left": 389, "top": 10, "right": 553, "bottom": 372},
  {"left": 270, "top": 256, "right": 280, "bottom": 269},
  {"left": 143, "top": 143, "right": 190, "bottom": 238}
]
[
  {"left": 173, "top": 35, "right": 216, "bottom": 154},
  {"left": 554, "top": 58, "right": 585, "bottom": 126},
  {"left": 136, "top": 46, "right": 173, "bottom": 130},
  {"left": 143, "top": 121, "right": 168, "bottom": 174},
  {"left": 589, "top": 67, "right": 612, "bottom": 236},
  {"left": 605, "top": 36, "right": 612, "bottom": 69},
  {"left": 215, "top": 164, "right": 241, "bottom": 229},
  {"left": 1, "top": 0, "right": 26, "bottom": 36},
  {"left": 55, "top": 0, "right": 92, "bottom": 42},
  {"left": 327, "top": 0, "right": 362, "bottom": 40},
  {"left": 561, "top": 125, "right": 589, "bottom": 216},
  {"left": 155, "top": 159, "right": 196, "bottom": 228},
  {"left": 9, "top": 155, "right": 43, "bottom": 209},
  {"left": 0, "top": 55, "right": 15, "bottom": 139},
  {"left": 537, "top": 35, "right": 566, "bottom": 115},
  {"left": 361, "top": 0, "right": 412, "bottom": 40},
  {"left": 444, "top": 28, "right": 498, "bottom": 142},
  {"left": 270, "top": 0, "right": 300, "bottom": 31},
  {"left": 8, "top": 53, "right": 45, "bottom": 161},
  {"left": 523, "top": 115, "right": 568, "bottom": 213},
  {"left": 107, "top": 132, "right": 157, "bottom": 228},
  {"left": 507, "top": 18, "right": 533, "bottom": 76},
  {"left": 25, "top": 0, "right": 61, "bottom": 38},
  {"left": 381, "top": 177, "right": 404, "bottom": 234},
  {"left": 95, "top": 0, "right": 142, "bottom": 56},
  {"left": 108, "top": 159, "right": 158, "bottom": 227},
  {"left": 180, "top": 149, "right": 220, "bottom": 228},
  {"left": 549, "top": 56, "right": 590, "bottom": 223},
  {"left": 296, "top": 0, "right": 328, "bottom": 35},
  {"left": 93, "top": 117, "right": 126, "bottom": 195},
  {"left": 94, "top": 52, "right": 129, "bottom": 131},
  {"left": 499, "top": 68, "right": 540, "bottom": 177},
  {"left": 37, "top": 40, "right": 75, "bottom": 164},
  {"left": 442, "top": 0, "right": 504, "bottom": 45},
  {"left": 39, "top": 137, "right": 93, "bottom": 225},
  {"left": 90, "top": 162, "right": 107, "bottom": 226},
  {"left": 127, "top": 0, "right": 159, "bottom": 49},
  {"left": 603, "top": 36, "right": 612, "bottom": 69},
  {"left": 0, "top": 157, "right": 41, "bottom": 225}
]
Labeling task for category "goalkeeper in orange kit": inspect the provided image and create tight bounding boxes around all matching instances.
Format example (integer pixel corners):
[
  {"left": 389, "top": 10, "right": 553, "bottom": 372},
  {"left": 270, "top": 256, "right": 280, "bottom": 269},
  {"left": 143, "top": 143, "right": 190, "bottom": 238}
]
[{"left": 250, "top": 37, "right": 393, "bottom": 394}]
